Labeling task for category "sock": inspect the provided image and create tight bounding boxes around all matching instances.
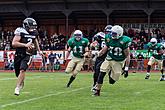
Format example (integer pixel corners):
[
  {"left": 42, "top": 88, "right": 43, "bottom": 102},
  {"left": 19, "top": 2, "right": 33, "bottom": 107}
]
[
  {"left": 147, "top": 65, "right": 151, "bottom": 73},
  {"left": 160, "top": 69, "right": 164, "bottom": 75},
  {"left": 93, "top": 78, "right": 97, "bottom": 87},
  {"left": 146, "top": 72, "right": 150, "bottom": 76},
  {"left": 67, "top": 76, "right": 75, "bottom": 87}
]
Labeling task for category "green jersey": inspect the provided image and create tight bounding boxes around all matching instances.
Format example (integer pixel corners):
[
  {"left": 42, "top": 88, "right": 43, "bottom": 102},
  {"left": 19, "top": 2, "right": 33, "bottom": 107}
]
[
  {"left": 68, "top": 37, "right": 89, "bottom": 58},
  {"left": 147, "top": 42, "right": 163, "bottom": 60},
  {"left": 105, "top": 36, "right": 132, "bottom": 61},
  {"left": 105, "top": 34, "right": 111, "bottom": 43}
]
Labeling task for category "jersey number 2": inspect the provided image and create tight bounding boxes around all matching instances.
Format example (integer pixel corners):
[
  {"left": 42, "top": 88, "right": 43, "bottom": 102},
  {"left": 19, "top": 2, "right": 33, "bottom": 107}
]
[{"left": 27, "top": 38, "right": 32, "bottom": 43}]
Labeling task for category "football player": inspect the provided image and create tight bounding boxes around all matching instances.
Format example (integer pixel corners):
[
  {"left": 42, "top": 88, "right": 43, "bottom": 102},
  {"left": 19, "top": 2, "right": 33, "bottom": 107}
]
[
  {"left": 91, "top": 25, "right": 112, "bottom": 92},
  {"left": 65, "top": 30, "right": 89, "bottom": 87},
  {"left": 145, "top": 38, "right": 165, "bottom": 81},
  {"left": 12, "top": 18, "right": 42, "bottom": 95},
  {"left": 93, "top": 25, "right": 132, "bottom": 96}
]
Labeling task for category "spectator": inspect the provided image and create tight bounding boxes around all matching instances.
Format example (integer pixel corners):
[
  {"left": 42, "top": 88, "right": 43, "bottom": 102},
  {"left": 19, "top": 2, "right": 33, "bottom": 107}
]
[
  {"left": 48, "top": 51, "right": 56, "bottom": 72},
  {"left": 9, "top": 60, "right": 14, "bottom": 70},
  {"left": 4, "top": 59, "right": 10, "bottom": 70},
  {"left": 40, "top": 52, "right": 48, "bottom": 72},
  {"left": 137, "top": 52, "right": 144, "bottom": 71},
  {"left": 54, "top": 59, "right": 60, "bottom": 70}
]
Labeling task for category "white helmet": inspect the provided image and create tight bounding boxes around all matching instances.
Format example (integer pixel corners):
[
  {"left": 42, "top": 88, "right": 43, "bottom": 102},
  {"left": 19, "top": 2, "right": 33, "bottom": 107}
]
[
  {"left": 111, "top": 25, "right": 123, "bottom": 39},
  {"left": 73, "top": 30, "right": 83, "bottom": 41},
  {"left": 150, "top": 38, "right": 157, "bottom": 46}
]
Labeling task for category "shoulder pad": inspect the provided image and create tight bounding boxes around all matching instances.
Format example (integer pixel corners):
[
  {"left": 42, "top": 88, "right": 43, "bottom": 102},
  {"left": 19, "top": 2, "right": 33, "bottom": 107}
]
[{"left": 14, "top": 27, "right": 29, "bottom": 35}]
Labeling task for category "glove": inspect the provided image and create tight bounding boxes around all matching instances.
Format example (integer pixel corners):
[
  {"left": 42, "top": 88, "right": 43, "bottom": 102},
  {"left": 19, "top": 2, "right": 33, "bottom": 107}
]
[{"left": 122, "top": 67, "right": 129, "bottom": 78}]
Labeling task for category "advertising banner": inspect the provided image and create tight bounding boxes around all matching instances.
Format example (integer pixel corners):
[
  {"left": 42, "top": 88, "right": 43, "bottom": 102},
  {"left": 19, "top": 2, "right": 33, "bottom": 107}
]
[
  {"left": 0, "top": 51, "right": 4, "bottom": 62},
  {"left": 130, "top": 50, "right": 151, "bottom": 58}
]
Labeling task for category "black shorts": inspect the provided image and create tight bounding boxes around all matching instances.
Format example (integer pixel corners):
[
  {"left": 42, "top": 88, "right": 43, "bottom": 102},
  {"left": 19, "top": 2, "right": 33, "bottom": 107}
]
[{"left": 14, "top": 53, "right": 32, "bottom": 77}]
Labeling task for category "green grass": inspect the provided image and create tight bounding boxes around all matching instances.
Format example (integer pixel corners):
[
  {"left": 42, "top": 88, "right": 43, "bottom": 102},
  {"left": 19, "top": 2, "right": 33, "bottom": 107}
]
[{"left": 0, "top": 71, "right": 164, "bottom": 110}]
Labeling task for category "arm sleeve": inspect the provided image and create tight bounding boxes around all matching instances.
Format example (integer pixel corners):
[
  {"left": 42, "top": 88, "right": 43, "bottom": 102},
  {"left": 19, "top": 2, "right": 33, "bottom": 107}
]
[{"left": 123, "top": 37, "right": 132, "bottom": 50}]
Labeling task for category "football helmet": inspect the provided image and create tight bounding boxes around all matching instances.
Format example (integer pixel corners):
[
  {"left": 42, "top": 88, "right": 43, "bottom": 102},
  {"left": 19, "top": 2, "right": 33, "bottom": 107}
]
[
  {"left": 104, "top": 25, "right": 113, "bottom": 34},
  {"left": 73, "top": 30, "right": 83, "bottom": 41},
  {"left": 93, "top": 32, "right": 105, "bottom": 42},
  {"left": 23, "top": 18, "right": 37, "bottom": 31},
  {"left": 111, "top": 25, "right": 123, "bottom": 39},
  {"left": 150, "top": 38, "right": 157, "bottom": 46}
]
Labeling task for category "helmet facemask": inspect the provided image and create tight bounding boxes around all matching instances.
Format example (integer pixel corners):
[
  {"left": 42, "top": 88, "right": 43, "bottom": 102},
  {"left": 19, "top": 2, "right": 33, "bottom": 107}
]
[
  {"left": 74, "top": 34, "right": 82, "bottom": 41},
  {"left": 150, "top": 38, "right": 157, "bottom": 46},
  {"left": 151, "top": 42, "right": 157, "bottom": 46},
  {"left": 73, "top": 30, "right": 83, "bottom": 41},
  {"left": 104, "top": 25, "right": 112, "bottom": 34}
]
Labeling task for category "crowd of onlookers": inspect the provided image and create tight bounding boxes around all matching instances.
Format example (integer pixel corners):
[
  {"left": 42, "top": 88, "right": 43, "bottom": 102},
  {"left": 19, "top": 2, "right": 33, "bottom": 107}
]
[
  {"left": 2, "top": 26, "right": 165, "bottom": 71},
  {"left": 126, "top": 27, "right": 165, "bottom": 50},
  {"left": 1, "top": 26, "right": 165, "bottom": 71},
  {"left": 1, "top": 27, "right": 165, "bottom": 51},
  {"left": 0, "top": 29, "right": 67, "bottom": 51}
]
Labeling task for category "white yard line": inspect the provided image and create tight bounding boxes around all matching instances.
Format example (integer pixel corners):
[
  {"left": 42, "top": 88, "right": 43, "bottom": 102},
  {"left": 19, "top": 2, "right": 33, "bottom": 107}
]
[
  {"left": 0, "top": 76, "right": 48, "bottom": 81},
  {"left": 1, "top": 86, "right": 89, "bottom": 108},
  {"left": 0, "top": 77, "right": 17, "bottom": 80}
]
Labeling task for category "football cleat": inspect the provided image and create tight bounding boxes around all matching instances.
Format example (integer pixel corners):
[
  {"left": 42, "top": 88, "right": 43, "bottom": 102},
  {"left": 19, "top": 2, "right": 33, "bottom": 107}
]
[
  {"left": 66, "top": 83, "right": 70, "bottom": 88},
  {"left": 145, "top": 75, "right": 150, "bottom": 79},
  {"left": 93, "top": 89, "right": 100, "bottom": 96},
  {"left": 160, "top": 77, "right": 165, "bottom": 81},
  {"left": 160, "top": 75, "right": 165, "bottom": 81},
  {"left": 14, "top": 87, "right": 20, "bottom": 96},
  {"left": 91, "top": 86, "right": 97, "bottom": 93}
]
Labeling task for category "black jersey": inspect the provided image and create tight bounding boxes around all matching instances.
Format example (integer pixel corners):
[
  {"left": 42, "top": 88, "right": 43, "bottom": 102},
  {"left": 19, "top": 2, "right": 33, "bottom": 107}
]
[
  {"left": 93, "top": 32, "right": 107, "bottom": 60},
  {"left": 14, "top": 27, "right": 37, "bottom": 55}
]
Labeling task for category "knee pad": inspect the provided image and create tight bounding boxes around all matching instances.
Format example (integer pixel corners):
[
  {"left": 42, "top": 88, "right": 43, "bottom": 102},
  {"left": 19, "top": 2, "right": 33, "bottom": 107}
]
[
  {"left": 97, "top": 72, "right": 106, "bottom": 84},
  {"left": 109, "top": 77, "right": 116, "bottom": 84},
  {"left": 65, "top": 67, "right": 73, "bottom": 73}
]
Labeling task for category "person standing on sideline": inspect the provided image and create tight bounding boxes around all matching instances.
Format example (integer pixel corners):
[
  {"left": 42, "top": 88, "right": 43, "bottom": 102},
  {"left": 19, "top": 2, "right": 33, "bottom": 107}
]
[
  {"left": 48, "top": 51, "right": 56, "bottom": 72},
  {"left": 137, "top": 52, "right": 144, "bottom": 71},
  {"left": 12, "top": 18, "right": 42, "bottom": 96}
]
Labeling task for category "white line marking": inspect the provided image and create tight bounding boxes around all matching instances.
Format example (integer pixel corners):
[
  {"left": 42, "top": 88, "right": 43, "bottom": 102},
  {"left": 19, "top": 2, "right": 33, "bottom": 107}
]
[
  {"left": 0, "top": 78, "right": 17, "bottom": 81},
  {"left": 1, "top": 86, "right": 89, "bottom": 108},
  {"left": 0, "top": 76, "right": 48, "bottom": 81}
]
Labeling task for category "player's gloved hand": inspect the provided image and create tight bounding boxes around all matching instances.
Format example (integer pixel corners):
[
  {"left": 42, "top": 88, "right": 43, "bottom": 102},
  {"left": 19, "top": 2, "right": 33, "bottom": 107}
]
[{"left": 122, "top": 67, "right": 129, "bottom": 78}]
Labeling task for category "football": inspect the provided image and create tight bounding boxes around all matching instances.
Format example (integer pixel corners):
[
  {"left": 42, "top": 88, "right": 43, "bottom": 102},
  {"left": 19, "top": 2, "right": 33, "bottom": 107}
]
[
  {"left": 90, "top": 41, "right": 99, "bottom": 50},
  {"left": 26, "top": 43, "right": 35, "bottom": 55}
]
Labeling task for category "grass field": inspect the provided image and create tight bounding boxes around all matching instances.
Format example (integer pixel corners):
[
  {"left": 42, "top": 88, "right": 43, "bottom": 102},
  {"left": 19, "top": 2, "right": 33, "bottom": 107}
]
[{"left": 0, "top": 71, "right": 164, "bottom": 110}]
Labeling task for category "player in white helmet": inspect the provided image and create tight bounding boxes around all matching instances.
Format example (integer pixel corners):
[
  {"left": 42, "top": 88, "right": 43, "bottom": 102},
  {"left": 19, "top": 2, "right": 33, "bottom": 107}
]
[
  {"left": 145, "top": 38, "right": 165, "bottom": 81},
  {"left": 65, "top": 30, "right": 90, "bottom": 87}
]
